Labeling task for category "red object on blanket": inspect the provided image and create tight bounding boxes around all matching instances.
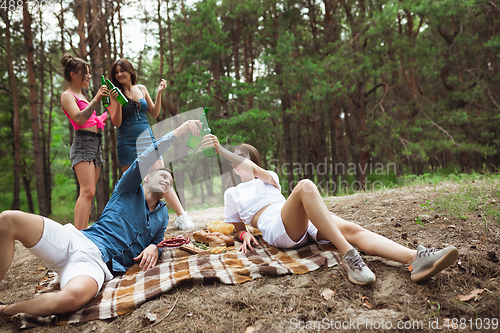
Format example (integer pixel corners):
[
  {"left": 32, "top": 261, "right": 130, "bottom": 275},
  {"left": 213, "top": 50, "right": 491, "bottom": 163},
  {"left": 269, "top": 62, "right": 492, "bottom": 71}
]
[{"left": 157, "top": 235, "right": 190, "bottom": 248}]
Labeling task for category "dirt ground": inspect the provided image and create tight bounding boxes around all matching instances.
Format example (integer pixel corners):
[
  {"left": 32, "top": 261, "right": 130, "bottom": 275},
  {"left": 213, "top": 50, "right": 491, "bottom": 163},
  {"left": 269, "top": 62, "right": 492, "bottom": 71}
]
[{"left": 1, "top": 181, "right": 499, "bottom": 333}]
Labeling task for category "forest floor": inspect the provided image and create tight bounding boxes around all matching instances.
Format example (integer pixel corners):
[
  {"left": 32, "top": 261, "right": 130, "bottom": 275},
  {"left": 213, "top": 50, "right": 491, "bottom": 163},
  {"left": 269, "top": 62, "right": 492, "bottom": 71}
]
[{"left": 1, "top": 180, "right": 499, "bottom": 333}]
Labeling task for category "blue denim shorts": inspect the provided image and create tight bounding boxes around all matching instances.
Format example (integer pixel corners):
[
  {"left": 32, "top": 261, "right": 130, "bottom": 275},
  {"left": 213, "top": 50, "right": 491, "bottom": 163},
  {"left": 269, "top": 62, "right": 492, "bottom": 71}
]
[{"left": 70, "top": 130, "right": 105, "bottom": 170}]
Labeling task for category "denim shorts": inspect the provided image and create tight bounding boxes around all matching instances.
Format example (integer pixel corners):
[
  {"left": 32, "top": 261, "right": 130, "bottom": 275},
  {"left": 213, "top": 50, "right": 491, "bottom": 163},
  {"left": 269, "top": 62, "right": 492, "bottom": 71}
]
[{"left": 70, "top": 130, "right": 105, "bottom": 170}]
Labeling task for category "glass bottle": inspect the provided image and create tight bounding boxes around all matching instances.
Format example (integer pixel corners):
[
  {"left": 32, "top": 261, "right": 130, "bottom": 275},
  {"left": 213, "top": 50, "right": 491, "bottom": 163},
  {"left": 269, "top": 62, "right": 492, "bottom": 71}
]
[
  {"left": 201, "top": 109, "right": 216, "bottom": 157},
  {"left": 101, "top": 75, "right": 110, "bottom": 107},
  {"left": 186, "top": 107, "right": 216, "bottom": 157},
  {"left": 105, "top": 79, "right": 128, "bottom": 106}
]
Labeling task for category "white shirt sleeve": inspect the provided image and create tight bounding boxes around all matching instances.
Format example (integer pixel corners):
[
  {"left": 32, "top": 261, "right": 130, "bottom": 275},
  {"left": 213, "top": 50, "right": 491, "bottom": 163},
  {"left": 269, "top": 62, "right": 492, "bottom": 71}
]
[{"left": 224, "top": 189, "right": 243, "bottom": 223}]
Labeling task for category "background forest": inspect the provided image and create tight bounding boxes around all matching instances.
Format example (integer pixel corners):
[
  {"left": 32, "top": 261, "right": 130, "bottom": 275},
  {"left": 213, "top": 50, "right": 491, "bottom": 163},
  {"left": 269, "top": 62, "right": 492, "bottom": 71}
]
[{"left": 0, "top": 0, "right": 499, "bottom": 223}]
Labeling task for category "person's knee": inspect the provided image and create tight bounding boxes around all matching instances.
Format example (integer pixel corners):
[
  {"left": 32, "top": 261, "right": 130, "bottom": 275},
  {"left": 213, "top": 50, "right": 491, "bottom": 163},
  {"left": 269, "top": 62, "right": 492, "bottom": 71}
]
[
  {"left": 342, "top": 222, "right": 365, "bottom": 238},
  {"left": 294, "top": 179, "right": 318, "bottom": 194},
  {"left": 0, "top": 210, "right": 17, "bottom": 233},
  {"left": 79, "top": 187, "right": 95, "bottom": 200},
  {"left": 52, "top": 291, "right": 90, "bottom": 314}
]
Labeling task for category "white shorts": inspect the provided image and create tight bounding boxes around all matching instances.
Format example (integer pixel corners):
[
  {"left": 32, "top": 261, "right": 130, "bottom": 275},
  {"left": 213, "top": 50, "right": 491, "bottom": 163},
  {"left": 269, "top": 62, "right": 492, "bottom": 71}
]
[
  {"left": 27, "top": 217, "right": 113, "bottom": 294},
  {"left": 257, "top": 203, "right": 330, "bottom": 249}
]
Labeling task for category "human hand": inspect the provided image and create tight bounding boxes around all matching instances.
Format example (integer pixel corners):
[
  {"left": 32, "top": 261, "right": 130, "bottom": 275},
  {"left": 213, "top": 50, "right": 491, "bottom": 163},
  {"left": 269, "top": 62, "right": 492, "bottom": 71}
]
[
  {"left": 201, "top": 134, "right": 220, "bottom": 154},
  {"left": 133, "top": 244, "right": 159, "bottom": 271},
  {"left": 95, "top": 85, "right": 109, "bottom": 101},
  {"left": 238, "top": 232, "right": 259, "bottom": 254},
  {"left": 109, "top": 88, "right": 119, "bottom": 102},
  {"left": 158, "top": 79, "right": 167, "bottom": 94},
  {"left": 172, "top": 120, "right": 201, "bottom": 137}
]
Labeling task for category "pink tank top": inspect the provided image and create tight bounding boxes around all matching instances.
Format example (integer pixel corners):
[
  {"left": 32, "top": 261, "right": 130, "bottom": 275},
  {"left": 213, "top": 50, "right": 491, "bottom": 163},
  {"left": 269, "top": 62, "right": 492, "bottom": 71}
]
[{"left": 62, "top": 91, "right": 108, "bottom": 130}]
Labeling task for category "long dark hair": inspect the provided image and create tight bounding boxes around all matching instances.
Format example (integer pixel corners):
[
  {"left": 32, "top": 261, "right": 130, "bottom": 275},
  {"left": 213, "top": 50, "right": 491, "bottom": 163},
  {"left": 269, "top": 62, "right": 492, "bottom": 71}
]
[
  {"left": 226, "top": 143, "right": 262, "bottom": 188},
  {"left": 60, "top": 54, "right": 88, "bottom": 83},
  {"left": 109, "top": 58, "right": 137, "bottom": 102}
]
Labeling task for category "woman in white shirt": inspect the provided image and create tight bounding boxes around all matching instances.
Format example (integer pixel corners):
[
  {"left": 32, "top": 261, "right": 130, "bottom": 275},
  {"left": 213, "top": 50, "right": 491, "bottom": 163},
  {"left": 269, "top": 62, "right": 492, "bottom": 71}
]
[{"left": 201, "top": 135, "right": 458, "bottom": 286}]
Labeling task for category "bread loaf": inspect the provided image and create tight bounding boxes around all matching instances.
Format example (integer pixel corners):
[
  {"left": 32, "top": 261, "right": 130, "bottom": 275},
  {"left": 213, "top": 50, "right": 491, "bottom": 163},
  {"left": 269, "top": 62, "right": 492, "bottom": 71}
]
[
  {"left": 193, "top": 231, "right": 226, "bottom": 246},
  {"left": 207, "top": 221, "right": 235, "bottom": 235},
  {"left": 211, "top": 232, "right": 235, "bottom": 246}
]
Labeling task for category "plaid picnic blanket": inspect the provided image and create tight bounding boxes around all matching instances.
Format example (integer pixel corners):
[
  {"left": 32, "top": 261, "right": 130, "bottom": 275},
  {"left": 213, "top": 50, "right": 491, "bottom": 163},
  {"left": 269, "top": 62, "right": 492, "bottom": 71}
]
[{"left": 12, "top": 233, "right": 340, "bottom": 330}]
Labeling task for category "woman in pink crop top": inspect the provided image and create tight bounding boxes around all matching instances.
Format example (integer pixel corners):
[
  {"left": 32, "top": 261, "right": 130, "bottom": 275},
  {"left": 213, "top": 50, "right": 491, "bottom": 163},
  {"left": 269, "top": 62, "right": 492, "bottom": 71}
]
[
  {"left": 60, "top": 54, "right": 109, "bottom": 230},
  {"left": 201, "top": 134, "right": 458, "bottom": 286}
]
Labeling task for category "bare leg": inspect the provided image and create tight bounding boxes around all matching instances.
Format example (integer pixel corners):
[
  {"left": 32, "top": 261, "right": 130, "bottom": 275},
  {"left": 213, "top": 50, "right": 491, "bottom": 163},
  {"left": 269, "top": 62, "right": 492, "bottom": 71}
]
[
  {"left": 1, "top": 275, "right": 98, "bottom": 316},
  {"left": 318, "top": 215, "right": 417, "bottom": 264},
  {"left": 281, "top": 179, "right": 353, "bottom": 256},
  {"left": 73, "top": 162, "right": 99, "bottom": 230},
  {"left": 0, "top": 211, "right": 44, "bottom": 281},
  {"left": 281, "top": 179, "right": 417, "bottom": 263}
]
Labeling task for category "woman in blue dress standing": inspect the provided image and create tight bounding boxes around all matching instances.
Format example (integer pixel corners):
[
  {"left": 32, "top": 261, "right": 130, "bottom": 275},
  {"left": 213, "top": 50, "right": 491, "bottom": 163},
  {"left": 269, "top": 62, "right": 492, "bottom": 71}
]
[{"left": 107, "top": 59, "right": 193, "bottom": 229}]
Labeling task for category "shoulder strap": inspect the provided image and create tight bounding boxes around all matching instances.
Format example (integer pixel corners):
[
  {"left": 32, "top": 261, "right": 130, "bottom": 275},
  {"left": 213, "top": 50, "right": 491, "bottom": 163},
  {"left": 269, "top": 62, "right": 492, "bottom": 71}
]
[
  {"left": 138, "top": 85, "right": 145, "bottom": 98},
  {"left": 68, "top": 91, "right": 80, "bottom": 101}
]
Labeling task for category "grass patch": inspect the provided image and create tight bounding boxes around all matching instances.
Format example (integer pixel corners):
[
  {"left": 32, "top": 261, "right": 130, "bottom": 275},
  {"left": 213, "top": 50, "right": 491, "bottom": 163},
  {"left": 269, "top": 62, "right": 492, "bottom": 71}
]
[{"left": 432, "top": 175, "right": 500, "bottom": 234}]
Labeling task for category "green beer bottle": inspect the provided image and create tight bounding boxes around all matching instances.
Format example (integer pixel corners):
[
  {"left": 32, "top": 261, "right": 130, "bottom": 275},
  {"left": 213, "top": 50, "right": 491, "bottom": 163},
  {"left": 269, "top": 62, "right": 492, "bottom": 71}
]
[
  {"left": 186, "top": 107, "right": 207, "bottom": 150},
  {"left": 105, "top": 79, "right": 129, "bottom": 106},
  {"left": 201, "top": 108, "right": 216, "bottom": 157},
  {"left": 101, "top": 75, "right": 110, "bottom": 107},
  {"left": 186, "top": 122, "right": 201, "bottom": 150}
]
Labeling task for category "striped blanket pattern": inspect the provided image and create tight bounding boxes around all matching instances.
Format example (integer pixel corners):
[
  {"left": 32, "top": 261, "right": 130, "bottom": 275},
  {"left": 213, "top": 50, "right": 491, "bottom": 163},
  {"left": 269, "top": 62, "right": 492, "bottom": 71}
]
[{"left": 13, "top": 235, "right": 340, "bottom": 329}]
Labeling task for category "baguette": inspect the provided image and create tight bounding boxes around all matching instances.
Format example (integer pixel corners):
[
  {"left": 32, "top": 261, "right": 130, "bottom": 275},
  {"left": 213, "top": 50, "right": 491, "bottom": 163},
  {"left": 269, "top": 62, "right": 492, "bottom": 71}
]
[
  {"left": 210, "top": 232, "right": 235, "bottom": 246},
  {"left": 193, "top": 231, "right": 226, "bottom": 246}
]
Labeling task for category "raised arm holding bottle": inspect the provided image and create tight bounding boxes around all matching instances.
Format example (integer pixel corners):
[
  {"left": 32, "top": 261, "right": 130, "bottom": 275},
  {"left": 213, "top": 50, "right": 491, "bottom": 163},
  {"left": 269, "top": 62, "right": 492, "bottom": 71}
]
[{"left": 60, "top": 54, "right": 109, "bottom": 230}]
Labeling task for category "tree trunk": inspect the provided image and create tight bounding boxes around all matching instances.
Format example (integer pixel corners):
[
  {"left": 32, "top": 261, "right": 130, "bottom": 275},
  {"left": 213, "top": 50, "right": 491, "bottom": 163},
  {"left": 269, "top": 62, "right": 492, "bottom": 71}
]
[
  {"left": 38, "top": 9, "right": 51, "bottom": 215},
  {"left": 330, "top": 100, "right": 341, "bottom": 194},
  {"left": 118, "top": 2, "right": 124, "bottom": 58},
  {"left": 23, "top": 2, "right": 48, "bottom": 216},
  {"left": 165, "top": 0, "right": 178, "bottom": 118},
  {"left": 47, "top": 67, "right": 54, "bottom": 214},
  {"left": 21, "top": 162, "right": 35, "bottom": 213},
  {"left": 105, "top": 0, "right": 118, "bottom": 189},
  {"left": 88, "top": 0, "right": 105, "bottom": 219},
  {"left": 76, "top": 0, "right": 87, "bottom": 57},
  {"left": 280, "top": 87, "right": 294, "bottom": 193},
  {"left": 3, "top": 11, "right": 22, "bottom": 210},
  {"left": 158, "top": 0, "right": 164, "bottom": 79}
]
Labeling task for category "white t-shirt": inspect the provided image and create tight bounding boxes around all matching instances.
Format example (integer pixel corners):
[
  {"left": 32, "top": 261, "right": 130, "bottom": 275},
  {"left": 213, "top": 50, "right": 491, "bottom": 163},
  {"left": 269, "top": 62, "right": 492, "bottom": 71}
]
[{"left": 224, "top": 170, "right": 286, "bottom": 225}]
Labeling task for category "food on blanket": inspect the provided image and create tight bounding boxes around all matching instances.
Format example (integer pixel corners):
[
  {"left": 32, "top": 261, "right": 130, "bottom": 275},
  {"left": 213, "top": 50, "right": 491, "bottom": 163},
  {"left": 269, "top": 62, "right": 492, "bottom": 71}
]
[
  {"left": 157, "top": 235, "right": 190, "bottom": 248},
  {"left": 211, "top": 232, "right": 235, "bottom": 246},
  {"left": 193, "top": 231, "right": 226, "bottom": 246},
  {"left": 193, "top": 241, "right": 209, "bottom": 250},
  {"left": 210, "top": 246, "right": 226, "bottom": 254},
  {"left": 207, "top": 221, "right": 235, "bottom": 235}
]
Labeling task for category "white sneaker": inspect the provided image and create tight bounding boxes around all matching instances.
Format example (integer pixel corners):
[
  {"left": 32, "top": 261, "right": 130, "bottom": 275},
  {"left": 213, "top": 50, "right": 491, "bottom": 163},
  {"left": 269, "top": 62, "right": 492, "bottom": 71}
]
[
  {"left": 172, "top": 212, "right": 195, "bottom": 229},
  {"left": 408, "top": 245, "right": 458, "bottom": 283},
  {"left": 342, "top": 248, "right": 376, "bottom": 285}
]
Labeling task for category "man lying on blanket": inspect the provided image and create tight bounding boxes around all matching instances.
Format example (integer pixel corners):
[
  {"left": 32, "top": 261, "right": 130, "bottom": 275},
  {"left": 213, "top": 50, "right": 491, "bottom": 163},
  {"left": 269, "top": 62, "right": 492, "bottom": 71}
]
[{"left": 0, "top": 120, "right": 201, "bottom": 319}]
